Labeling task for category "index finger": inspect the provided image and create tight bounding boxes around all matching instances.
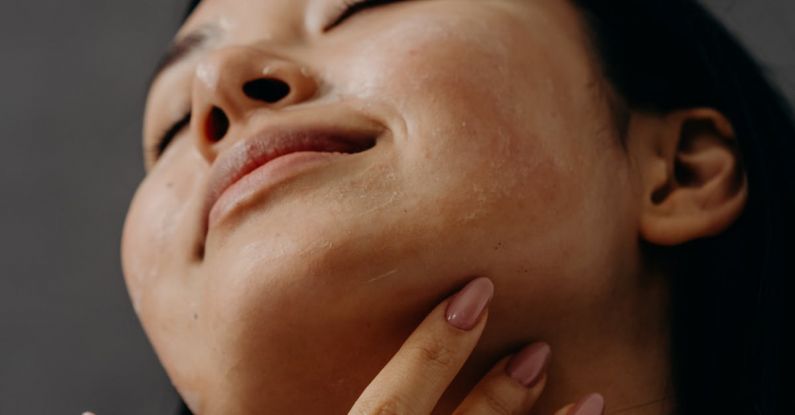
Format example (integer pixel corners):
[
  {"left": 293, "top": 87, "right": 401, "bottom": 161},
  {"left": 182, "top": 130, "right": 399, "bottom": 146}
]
[{"left": 349, "top": 277, "right": 494, "bottom": 415}]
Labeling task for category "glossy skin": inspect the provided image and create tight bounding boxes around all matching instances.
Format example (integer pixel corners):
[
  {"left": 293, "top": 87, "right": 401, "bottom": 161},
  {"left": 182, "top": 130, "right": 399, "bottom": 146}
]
[{"left": 122, "top": 0, "right": 747, "bottom": 413}]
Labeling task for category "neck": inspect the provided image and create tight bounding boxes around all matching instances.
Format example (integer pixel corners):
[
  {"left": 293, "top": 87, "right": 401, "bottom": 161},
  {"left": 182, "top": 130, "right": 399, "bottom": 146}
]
[
  {"left": 534, "top": 307, "right": 673, "bottom": 414},
  {"left": 435, "top": 268, "right": 673, "bottom": 414}
]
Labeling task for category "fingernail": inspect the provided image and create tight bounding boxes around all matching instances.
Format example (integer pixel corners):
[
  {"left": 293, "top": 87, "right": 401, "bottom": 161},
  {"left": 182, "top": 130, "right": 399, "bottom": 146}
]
[
  {"left": 445, "top": 277, "right": 494, "bottom": 330},
  {"left": 505, "top": 342, "right": 551, "bottom": 388},
  {"left": 570, "top": 393, "right": 605, "bottom": 415}
]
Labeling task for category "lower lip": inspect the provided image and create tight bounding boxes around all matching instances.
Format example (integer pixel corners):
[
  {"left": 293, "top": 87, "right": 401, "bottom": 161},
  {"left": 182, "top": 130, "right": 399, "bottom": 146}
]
[{"left": 207, "top": 151, "right": 350, "bottom": 228}]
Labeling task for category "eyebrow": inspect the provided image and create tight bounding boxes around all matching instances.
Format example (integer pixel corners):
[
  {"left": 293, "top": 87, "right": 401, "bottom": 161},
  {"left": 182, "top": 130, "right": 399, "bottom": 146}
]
[{"left": 147, "top": 26, "right": 215, "bottom": 90}]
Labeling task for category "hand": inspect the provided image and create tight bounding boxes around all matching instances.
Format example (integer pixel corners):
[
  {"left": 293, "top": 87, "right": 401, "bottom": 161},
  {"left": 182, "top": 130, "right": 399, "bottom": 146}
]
[{"left": 349, "top": 277, "right": 605, "bottom": 415}]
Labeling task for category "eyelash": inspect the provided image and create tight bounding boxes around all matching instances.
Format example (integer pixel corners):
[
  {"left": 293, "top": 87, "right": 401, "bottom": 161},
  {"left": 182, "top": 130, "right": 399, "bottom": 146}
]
[
  {"left": 326, "top": 0, "right": 405, "bottom": 30},
  {"left": 151, "top": 111, "right": 191, "bottom": 159}
]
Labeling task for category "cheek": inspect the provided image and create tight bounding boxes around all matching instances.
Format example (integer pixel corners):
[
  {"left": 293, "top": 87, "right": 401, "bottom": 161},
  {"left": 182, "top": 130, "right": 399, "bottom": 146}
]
[
  {"left": 343, "top": 11, "right": 521, "bottom": 114},
  {"left": 122, "top": 179, "right": 180, "bottom": 315},
  {"left": 120, "top": 145, "right": 214, "bottom": 401},
  {"left": 336, "top": 5, "right": 595, "bottom": 192},
  {"left": 122, "top": 147, "right": 202, "bottom": 298},
  {"left": 337, "top": 4, "right": 633, "bottom": 327}
]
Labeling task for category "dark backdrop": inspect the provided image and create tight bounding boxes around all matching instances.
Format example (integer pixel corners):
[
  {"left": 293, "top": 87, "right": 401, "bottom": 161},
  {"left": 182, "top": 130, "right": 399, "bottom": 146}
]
[{"left": 0, "top": 1, "right": 793, "bottom": 414}]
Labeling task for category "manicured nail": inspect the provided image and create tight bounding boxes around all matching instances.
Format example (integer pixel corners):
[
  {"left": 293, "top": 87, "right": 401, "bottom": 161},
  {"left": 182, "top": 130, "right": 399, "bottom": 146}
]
[
  {"left": 445, "top": 277, "right": 494, "bottom": 330},
  {"left": 570, "top": 393, "right": 605, "bottom": 415},
  {"left": 505, "top": 342, "right": 551, "bottom": 387}
]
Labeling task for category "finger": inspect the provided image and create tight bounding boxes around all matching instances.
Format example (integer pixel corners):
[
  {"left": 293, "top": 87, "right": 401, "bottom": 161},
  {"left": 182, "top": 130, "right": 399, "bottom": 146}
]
[
  {"left": 349, "top": 277, "right": 494, "bottom": 415},
  {"left": 453, "top": 342, "right": 551, "bottom": 414},
  {"left": 554, "top": 404, "right": 575, "bottom": 415},
  {"left": 554, "top": 393, "right": 605, "bottom": 415}
]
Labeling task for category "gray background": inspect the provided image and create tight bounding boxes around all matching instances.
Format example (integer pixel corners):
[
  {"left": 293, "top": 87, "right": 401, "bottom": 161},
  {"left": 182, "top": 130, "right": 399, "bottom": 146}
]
[{"left": 0, "top": 1, "right": 792, "bottom": 414}]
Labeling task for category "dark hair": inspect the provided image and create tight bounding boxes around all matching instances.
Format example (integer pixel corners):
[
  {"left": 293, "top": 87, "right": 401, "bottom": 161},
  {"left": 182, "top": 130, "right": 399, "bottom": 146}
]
[
  {"left": 571, "top": 1, "right": 794, "bottom": 414},
  {"left": 187, "top": 0, "right": 201, "bottom": 17},
  {"left": 174, "top": 1, "right": 794, "bottom": 414}
]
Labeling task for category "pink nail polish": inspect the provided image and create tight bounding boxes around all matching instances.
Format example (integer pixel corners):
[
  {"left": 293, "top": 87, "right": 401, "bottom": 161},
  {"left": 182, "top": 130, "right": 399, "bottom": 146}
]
[
  {"left": 570, "top": 393, "right": 605, "bottom": 415},
  {"left": 505, "top": 342, "right": 551, "bottom": 387},
  {"left": 445, "top": 277, "right": 494, "bottom": 330}
]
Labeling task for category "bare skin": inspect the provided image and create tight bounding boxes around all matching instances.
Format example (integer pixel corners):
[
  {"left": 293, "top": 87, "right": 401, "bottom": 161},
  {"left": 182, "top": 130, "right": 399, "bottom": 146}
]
[
  {"left": 121, "top": 0, "right": 748, "bottom": 413},
  {"left": 347, "top": 277, "right": 606, "bottom": 415}
]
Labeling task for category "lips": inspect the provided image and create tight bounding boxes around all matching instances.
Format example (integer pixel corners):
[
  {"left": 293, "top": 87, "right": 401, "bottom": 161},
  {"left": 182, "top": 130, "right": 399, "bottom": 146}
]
[{"left": 199, "top": 118, "right": 380, "bottom": 242}]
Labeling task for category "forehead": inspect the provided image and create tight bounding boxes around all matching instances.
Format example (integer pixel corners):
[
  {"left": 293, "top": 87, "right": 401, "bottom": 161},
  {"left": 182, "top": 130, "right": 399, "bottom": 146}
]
[
  {"left": 178, "top": 0, "right": 310, "bottom": 39},
  {"left": 178, "top": 0, "right": 589, "bottom": 42}
]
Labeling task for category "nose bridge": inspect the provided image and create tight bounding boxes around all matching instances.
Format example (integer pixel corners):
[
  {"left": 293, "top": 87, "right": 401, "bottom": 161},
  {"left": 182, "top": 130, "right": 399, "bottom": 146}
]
[
  {"left": 192, "top": 47, "right": 259, "bottom": 122},
  {"left": 190, "top": 45, "right": 319, "bottom": 163}
]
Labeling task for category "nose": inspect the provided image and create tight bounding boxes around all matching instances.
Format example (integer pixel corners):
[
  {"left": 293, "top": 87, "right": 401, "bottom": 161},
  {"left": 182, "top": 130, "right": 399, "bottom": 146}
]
[{"left": 190, "top": 46, "right": 319, "bottom": 163}]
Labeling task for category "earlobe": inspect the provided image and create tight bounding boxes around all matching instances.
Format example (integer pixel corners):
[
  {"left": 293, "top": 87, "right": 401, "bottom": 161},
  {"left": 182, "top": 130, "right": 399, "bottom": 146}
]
[{"left": 638, "top": 109, "right": 748, "bottom": 246}]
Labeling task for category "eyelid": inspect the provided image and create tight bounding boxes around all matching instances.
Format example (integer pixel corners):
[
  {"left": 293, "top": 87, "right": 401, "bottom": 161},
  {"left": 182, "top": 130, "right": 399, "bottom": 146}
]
[
  {"left": 324, "top": 0, "right": 405, "bottom": 31},
  {"left": 148, "top": 112, "right": 191, "bottom": 162},
  {"left": 328, "top": 0, "right": 363, "bottom": 28}
]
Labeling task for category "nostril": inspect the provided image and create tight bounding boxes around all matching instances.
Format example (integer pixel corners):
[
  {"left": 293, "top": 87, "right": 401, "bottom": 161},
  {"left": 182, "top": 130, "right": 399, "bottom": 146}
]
[
  {"left": 205, "top": 106, "right": 230, "bottom": 142},
  {"left": 243, "top": 78, "right": 291, "bottom": 103}
]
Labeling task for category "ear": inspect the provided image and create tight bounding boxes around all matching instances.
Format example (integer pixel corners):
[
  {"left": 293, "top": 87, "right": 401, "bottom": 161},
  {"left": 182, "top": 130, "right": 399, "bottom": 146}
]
[{"left": 633, "top": 109, "right": 748, "bottom": 246}]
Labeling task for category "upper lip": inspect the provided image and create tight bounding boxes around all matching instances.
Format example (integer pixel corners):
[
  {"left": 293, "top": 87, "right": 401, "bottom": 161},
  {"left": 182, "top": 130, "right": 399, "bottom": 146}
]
[{"left": 199, "top": 110, "right": 382, "bottom": 237}]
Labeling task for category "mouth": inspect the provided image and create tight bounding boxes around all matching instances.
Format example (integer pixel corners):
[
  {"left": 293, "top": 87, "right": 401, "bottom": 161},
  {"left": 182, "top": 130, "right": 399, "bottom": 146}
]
[{"left": 197, "top": 117, "right": 380, "bottom": 255}]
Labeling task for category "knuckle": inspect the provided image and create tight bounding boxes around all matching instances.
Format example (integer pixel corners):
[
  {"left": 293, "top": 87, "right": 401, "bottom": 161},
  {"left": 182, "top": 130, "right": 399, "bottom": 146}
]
[
  {"left": 480, "top": 383, "right": 515, "bottom": 415},
  {"left": 355, "top": 396, "right": 410, "bottom": 415},
  {"left": 410, "top": 338, "right": 455, "bottom": 368}
]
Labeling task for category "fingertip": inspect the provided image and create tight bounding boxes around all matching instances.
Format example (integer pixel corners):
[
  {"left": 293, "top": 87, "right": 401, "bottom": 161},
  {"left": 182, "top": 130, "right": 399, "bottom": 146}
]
[
  {"left": 505, "top": 342, "right": 551, "bottom": 388},
  {"left": 444, "top": 277, "right": 494, "bottom": 331},
  {"left": 554, "top": 404, "right": 576, "bottom": 415},
  {"left": 568, "top": 393, "right": 605, "bottom": 415}
]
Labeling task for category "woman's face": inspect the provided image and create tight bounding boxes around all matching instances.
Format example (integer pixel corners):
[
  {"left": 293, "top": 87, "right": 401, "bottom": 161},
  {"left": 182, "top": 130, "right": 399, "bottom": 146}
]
[{"left": 122, "top": 0, "right": 640, "bottom": 413}]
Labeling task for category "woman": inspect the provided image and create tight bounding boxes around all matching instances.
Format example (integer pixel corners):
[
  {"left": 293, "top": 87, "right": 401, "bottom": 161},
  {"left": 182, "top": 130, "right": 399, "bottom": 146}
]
[{"left": 121, "top": 0, "right": 794, "bottom": 413}]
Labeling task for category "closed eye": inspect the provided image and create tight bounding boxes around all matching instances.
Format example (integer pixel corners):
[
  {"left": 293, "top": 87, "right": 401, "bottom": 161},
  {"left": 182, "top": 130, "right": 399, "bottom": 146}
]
[
  {"left": 325, "top": 0, "right": 406, "bottom": 31},
  {"left": 149, "top": 112, "right": 191, "bottom": 161}
]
